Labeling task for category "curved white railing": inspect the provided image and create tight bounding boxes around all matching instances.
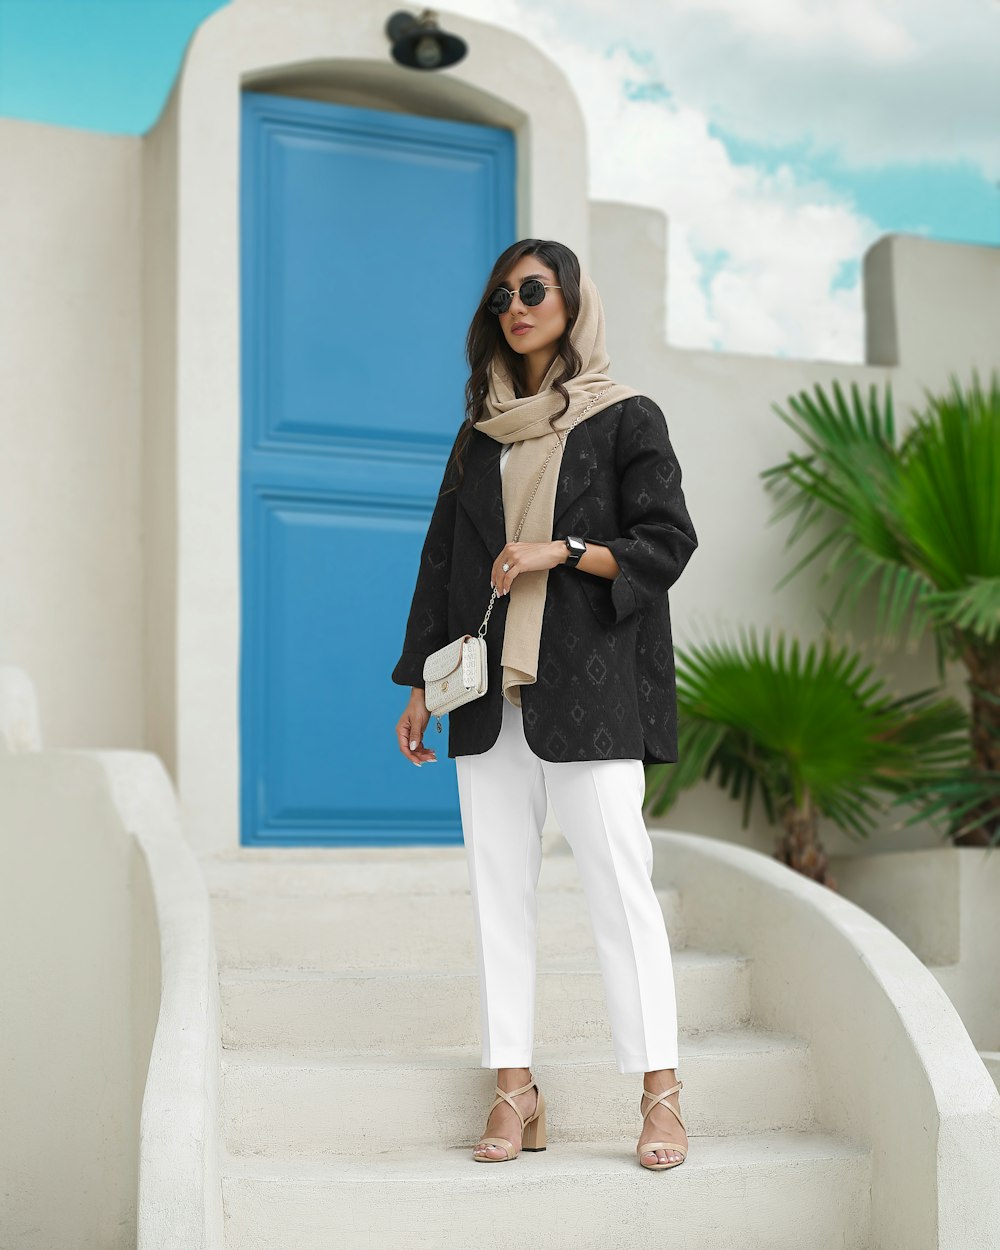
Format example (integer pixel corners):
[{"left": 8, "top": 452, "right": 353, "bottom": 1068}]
[
  {"left": 650, "top": 827, "right": 1000, "bottom": 1250},
  {"left": 92, "top": 752, "right": 224, "bottom": 1250},
  {"left": 0, "top": 666, "right": 223, "bottom": 1248}
]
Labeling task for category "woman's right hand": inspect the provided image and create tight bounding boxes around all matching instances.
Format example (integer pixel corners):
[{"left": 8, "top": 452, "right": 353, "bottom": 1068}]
[{"left": 396, "top": 688, "right": 438, "bottom": 766}]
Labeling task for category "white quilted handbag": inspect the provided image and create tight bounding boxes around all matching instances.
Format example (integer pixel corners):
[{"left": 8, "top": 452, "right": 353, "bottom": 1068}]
[
  {"left": 423, "top": 633, "right": 488, "bottom": 733},
  {"left": 421, "top": 388, "right": 613, "bottom": 734}
]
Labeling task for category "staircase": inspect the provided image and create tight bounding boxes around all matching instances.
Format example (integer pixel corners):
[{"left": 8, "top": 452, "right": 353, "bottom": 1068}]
[{"left": 200, "top": 844, "right": 872, "bottom": 1249}]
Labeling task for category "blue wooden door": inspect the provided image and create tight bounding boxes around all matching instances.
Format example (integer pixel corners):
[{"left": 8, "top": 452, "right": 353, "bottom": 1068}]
[{"left": 239, "top": 91, "right": 515, "bottom": 846}]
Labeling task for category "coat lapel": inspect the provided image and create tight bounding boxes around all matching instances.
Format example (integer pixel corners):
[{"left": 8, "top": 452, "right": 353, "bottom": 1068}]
[
  {"left": 457, "top": 421, "right": 599, "bottom": 555},
  {"left": 455, "top": 427, "right": 504, "bottom": 556},
  {"left": 553, "top": 417, "right": 600, "bottom": 528}
]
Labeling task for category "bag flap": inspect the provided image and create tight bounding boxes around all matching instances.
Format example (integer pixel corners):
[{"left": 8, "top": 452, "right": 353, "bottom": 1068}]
[{"left": 423, "top": 635, "right": 468, "bottom": 682}]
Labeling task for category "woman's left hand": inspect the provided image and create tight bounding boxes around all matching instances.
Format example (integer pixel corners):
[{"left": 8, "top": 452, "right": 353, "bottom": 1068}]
[{"left": 491, "top": 541, "right": 563, "bottom": 596}]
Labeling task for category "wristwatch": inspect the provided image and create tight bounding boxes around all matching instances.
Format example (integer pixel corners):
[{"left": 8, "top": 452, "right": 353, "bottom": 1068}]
[{"left": 563, "top": 535, "right": 587, "bottom": 568}]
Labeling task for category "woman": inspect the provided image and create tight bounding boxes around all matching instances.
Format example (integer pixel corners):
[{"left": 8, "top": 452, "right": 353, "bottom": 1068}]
[{"left": 391, "top": 239, "right": 698, "bottom": 1171}]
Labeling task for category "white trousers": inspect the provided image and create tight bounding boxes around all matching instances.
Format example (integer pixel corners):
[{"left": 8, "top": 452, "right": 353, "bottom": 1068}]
[{"left": 455, "top": 695, "right": 680, "bottom": 1075}]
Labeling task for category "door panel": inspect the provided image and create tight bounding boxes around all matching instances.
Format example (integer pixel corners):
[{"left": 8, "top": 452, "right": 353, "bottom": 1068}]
[{"left": 240, "top": 91, "right": 515, "bottom": 845}]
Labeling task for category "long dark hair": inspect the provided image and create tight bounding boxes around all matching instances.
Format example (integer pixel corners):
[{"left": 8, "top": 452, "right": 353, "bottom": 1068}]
[{"left": 446, "top": 239, "right": 584, "bottom": 490}]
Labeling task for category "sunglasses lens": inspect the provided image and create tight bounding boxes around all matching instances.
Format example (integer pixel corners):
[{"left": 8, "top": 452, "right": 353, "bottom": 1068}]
[
  {"left": 487, "top": 288, "right": 511, "bottom": 315},
  {"left": 521, "top": 279, "right": 545, "bottom": 306}
]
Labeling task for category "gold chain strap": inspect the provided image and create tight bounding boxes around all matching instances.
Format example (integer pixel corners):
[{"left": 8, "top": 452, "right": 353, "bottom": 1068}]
[{"left": 476, "top": 386, "right": 614, "bottom": 640}]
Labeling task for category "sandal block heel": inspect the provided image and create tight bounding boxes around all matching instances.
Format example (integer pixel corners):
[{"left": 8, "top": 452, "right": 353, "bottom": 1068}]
[{"left": 520, "top": 1090, "right": 547, "bottom": 1151}]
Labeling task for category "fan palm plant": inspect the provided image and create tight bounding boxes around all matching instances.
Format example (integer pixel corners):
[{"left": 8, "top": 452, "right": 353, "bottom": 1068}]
[
  {"left": 759, "top": 369, "right": 1000, "bottom": 845},
  {"left": 643, "top": 626, "right": 969, "bottom": 886}
]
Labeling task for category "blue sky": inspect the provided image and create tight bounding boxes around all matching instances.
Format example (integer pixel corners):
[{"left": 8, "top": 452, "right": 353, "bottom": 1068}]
[{"left": 2, "top": 0, "right": 997, "bottom": 362}]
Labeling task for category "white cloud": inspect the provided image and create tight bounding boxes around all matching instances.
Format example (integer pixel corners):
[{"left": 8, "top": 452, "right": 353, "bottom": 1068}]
[
  {"left": 552, "top": 0, "right": 1000, "bottom": 175},
  {"left": 447, "top": 0, "right": 894, "bottom": 360},
  {"left": 666, "top": 0, "right": 917, "bottom": 60},
  {"left": 585, "top": 45, "right": 880, "bottom": 358}
]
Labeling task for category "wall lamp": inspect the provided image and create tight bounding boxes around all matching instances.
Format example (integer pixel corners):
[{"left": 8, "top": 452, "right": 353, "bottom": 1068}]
[{"left": 385, "top": 9, "right": 468, "bottom": 70}]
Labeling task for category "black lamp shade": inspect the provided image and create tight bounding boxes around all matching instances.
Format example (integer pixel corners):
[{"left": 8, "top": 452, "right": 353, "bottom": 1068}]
[{"left": 386, "top": 10, "right": 467, "bottom": 70}]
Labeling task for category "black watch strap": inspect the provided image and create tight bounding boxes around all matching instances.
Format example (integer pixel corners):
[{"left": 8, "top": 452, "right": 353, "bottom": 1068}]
[{"left": 564, "top": 535, "right": 587, "bottom": 568}]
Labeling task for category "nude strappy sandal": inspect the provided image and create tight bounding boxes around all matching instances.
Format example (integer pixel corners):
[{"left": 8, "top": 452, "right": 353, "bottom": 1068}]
[
  {"left": 471, "top": 1070, "right": 547, "bottom": 1162},
  {"left": 637, "top": 1078, "right": 687, "bottom": 1171}
]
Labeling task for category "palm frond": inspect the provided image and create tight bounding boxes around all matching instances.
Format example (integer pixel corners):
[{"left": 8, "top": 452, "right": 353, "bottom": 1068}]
[
  {"left": 892, "top": 767, "right": 1000, "bottom": 845},
  {"left": 763, "top": 369, "right": 1000, "bottom": 650},
  {"left": 919, "top": 577, "right": 1000, "bottom": 644},
  {"left": 892, "top": 370, "right": 1000, "bottom": 607},
  {"left": 646, "top": 625, "right": 970, "bottom": 843}
]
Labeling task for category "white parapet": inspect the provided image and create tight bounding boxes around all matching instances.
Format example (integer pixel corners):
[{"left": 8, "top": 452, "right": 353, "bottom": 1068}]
[{"left": 650, "top": 826, "right": 1000, "bottom": 1250}]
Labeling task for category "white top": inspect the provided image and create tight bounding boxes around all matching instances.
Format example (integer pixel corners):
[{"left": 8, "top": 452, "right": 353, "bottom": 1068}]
[{"left": 499, "top": 443, "right": 511, "bottom": 477}]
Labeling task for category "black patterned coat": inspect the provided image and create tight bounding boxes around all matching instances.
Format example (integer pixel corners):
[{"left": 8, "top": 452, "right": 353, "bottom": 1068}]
[{"left": 390, "top": 394, "right": 699, "bottom": 763}]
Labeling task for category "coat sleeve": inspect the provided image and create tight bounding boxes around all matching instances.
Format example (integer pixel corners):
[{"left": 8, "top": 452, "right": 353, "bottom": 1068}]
[
  {"left": 583, "top": 395, "right": 698, "bottom": 626},
  {"left": 390, "top": 428, "right": 464, "bottom": 688}
]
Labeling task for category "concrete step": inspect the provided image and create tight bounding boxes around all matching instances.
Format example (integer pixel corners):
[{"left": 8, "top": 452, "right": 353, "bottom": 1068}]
[
  {"left": 219, "top": 949, "right": 752, "bottom": 1051},
  {"left": 220, "top": 1031, "right": 816, "bottom": 1157},
  {"left": 211, "top": 886, "right": 685, "bottom": 972},
  {"left": 220, "top": 1129, "right": 871, "bottom": 1250},
  {"left": 199, "top": 844, "right": 582, "bottom": 898}
]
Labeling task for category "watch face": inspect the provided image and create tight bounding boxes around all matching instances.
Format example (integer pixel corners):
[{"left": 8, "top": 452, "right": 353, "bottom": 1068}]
[{"left": 567, "top": 536, "right": 586, "bottom": 554}]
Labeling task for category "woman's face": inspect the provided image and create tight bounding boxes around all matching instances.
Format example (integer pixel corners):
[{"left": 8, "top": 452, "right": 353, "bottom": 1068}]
[{"left": 494, "top": 256, "right": 569, "bottom": 367}]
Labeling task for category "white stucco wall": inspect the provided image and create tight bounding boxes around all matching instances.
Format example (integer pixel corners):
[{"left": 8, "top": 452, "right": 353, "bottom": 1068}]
[
  {"left": 831, "top": 845, "right": 1000, "bottom": 1051},
  {"left": 0, "top": 0, "right": 997, "bottom": 855},
  {"left": 0, "top": 748, "right": 144, "bottom": 1249},
  {"left": 0, "top": 119, "right": 144, "bottom": 749},
  {"left": 141, "top": 78, "right": 180, "bottom": 779}
]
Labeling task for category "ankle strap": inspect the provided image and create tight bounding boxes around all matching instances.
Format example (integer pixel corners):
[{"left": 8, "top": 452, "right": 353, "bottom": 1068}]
[
  {"left": 642, "top": 1080, "right": 681, "bottom": 1098},
  {"left": 640, "top": 1080, "right": 685, "bottom": 1131},
  {"left": 489, "top": 1076, "right": 538, "bottom": 1126},
  {"left": 495, "top": 1078, "right": 536, "bottom": 1098}
]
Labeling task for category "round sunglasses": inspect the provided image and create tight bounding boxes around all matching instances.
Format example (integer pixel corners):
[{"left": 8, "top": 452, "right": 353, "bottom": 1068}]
[{"left": 486, "top": 278, "right": 561, "bottom": 315}]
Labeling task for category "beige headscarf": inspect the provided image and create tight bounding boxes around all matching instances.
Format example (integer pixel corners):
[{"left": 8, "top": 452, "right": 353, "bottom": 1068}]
[{"left": 474, "top": 266, "right": 639, "bottom": 706}]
